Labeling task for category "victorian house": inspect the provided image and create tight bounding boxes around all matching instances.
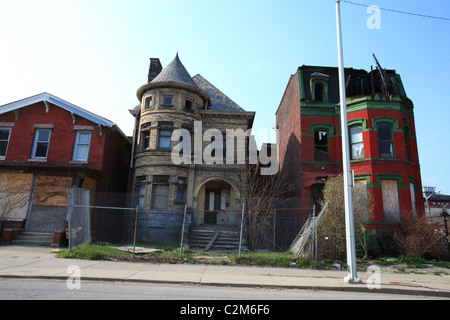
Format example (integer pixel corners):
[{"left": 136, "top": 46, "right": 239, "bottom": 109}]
[
  {"left": 276, "top": 62, "right": 424, "bottom": 255},
  {"left": 129, "top": 54, "right": 255, "bottom": 248}
]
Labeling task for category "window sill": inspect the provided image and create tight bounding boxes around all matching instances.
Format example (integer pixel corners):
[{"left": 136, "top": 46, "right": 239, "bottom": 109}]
[
  {"left": 27, "top": 158, "right": 47, "bottom": 162},
  {"left": 69, "top": 160, "right": 88, "bottom": 164}
]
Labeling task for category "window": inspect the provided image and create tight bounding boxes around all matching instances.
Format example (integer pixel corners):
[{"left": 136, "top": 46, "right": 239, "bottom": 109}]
[
  {"left": 314, "top": 130, "right": 329, "bottom": 162},
  {"left": 151, "top": 175, "right": 170, "bottom": 209},
  {"left": 314, "top": 83, "right": 324, "bottom": 102},
  {"left": 136, "top": 177, "right": 147, "bottom": 209},
  {"left": 31, "top": 129, "right": 51, "bottom": 160},
  {"left": 163, "top": 96, "right": 173, "bottom": 106},
  {"left": 404, "top": 126, "right": 411, "bottom": 161},
  {"left": 72, "top": 131, "right": 92, "bottom": 161},
  {"left": 0, "top": 128, "right": 11, "bottom": 159},
  {"left": 144, "top": 96, "right": 153, "bottom": 109},
  {"left": 184, "top": 99, "right": 193, "bottom": 110},
  {"left": 140, "top": 122, "right": 151, "bottom": 150},
  {"left": 176, "top": 178, "right": 187, "bottom": 204},
  {"left": 158, "top": 123, "right": 173, "bottom": 149},
  {"left": 350, "top": 125, "right": 364, "bottom": 160},
  {"left": 377, "top": 124, "right": 394, "bottom": 158}
]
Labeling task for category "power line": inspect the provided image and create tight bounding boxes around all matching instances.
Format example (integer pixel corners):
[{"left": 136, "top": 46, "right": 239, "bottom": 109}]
[{"left": 341, "top": 0, "right": 450, "bottom": 21}]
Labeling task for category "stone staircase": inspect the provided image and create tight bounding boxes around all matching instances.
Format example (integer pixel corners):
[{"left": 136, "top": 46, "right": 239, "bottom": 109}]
[
  {"left": 11, "top": 232, "right": 54, "bottom": 246},
  {"left": 188, "top": 226, "right": 241, "bottom": 252}
]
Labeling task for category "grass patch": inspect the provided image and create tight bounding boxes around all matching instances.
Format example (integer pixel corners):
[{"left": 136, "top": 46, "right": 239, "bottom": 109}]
[
  {"left": 230, "top": 251, "right": 320, "bottom": 269},
  {"left": 55, "top": 244, "right": 450, "bottom": 274},
  {"left": 56, "top": 243, "right": 132, "bottom": 261},
  {"left": 56, "top": 244, "right": 321, "bottom": 268}
]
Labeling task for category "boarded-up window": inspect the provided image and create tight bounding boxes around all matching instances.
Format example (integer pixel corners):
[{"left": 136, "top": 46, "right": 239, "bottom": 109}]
[{"left": 381, "top": 180, "right": 400, "bottom": 224}]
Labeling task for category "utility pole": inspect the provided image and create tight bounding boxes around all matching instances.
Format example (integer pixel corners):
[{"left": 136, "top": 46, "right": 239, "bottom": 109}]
[{"left": 335, "top": 0, "right": 361, "bottom": 284}]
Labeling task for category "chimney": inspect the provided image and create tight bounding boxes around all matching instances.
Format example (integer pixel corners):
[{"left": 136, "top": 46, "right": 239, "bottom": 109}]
[{"left": 148, "top": 58, "right": 163, "bottom": 83}]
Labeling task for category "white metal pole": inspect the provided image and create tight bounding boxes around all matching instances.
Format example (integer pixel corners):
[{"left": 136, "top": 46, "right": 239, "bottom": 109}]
[{"left": 335, "top": 0, "right": 361, "bottom": 284}]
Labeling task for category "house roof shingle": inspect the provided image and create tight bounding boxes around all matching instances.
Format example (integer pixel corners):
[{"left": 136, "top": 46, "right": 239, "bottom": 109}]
[
  {"left": 193, "top": 74, "right": 245, "bottom": 112},
  {"left": 151, "top": 53, "right": 199, "bottom": 88}
]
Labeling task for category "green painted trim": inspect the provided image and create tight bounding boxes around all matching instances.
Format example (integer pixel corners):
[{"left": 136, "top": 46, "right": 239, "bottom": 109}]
[
  {"left": 367, "top": 173, "right": 409, "bottom": 189},
  {"left": 348, "top": 118, "right": 368, "bottom": 132},
  {"left": 298, "top": 69, "right": 306, "bottom": 101},
  {"left": 350, "top": 158, "right": 421, "bottom": 168},
  {"left": 302, "top": 160, "right": 341, "bottom": 165},
  {"left": 354, "top": 174, "right": 371, "bottom": 186},
  {"left": 300, "top": 97, "right": 415, "bottom": 119},
  {"left": 302, "top": 123, "right": 337, "bottom": 137}
]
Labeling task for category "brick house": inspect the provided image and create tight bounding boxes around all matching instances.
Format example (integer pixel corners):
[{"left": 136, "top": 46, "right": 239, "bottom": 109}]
[
  {"left": 0, "top": 93, "right": 131, "bottom": 245},
  {"left": 276, "top": 64, "right": 424, "bottom": 254},
  {"left": 129, "top": 54, "right": 255, "bottom": 248}
]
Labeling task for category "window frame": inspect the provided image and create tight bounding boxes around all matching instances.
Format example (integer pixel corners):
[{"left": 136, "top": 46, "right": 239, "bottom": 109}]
[
  {"left": 314, "top": 129, "right": 330, "bottom": 162},
  {"left": 184, "top": 98, "right": 194, "bottom": 111},
  {"left": 404, "top": 124, "right": 412, "bottom": 161},
  {"left": 162, "top": 95, "right": 174, "bottom": 107},
  {"left": 144, "top": 96, "right": 153, "bottom": 109},
  {"left": 157, "top": 122, "right": 173, "bottom": 149},
  {"left": 30, "top": 128, "right": 52, "bottom": 160},
  {"left": 350, "top": 125, "right": 364, "bottom": 160},
  {"left": 377, "top": 123, "right": 394, "bottom": 159},
  {"left": 151, "top": 175, "right": 170, "bottom": 210},
  {"left": 175, "top": 177, "right": 188, "bottom": 204},
  {"left": 72, "top": 130, "right": 92, "bottom": 162},
  {"left": 140, "top": 122, "right": 151, "bottom": 150},
  {"left": 0, "top": 127, "right": 11, "bottom": 160},
  {"left": 136, "top": 176, "right": 147, "bottom": 209}
]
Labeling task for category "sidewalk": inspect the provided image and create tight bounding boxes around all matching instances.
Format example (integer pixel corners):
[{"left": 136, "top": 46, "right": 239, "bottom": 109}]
[{"left": 0, "top": 245, "right": 449, "bottom": 298}]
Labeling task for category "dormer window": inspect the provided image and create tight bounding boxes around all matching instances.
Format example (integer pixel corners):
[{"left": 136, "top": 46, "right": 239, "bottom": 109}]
[
  {"left": 310, "top": 72, "right": 329, "bottom": 102},
  {"left": 314, "top": 83, "right": 324, "bottom": 102}
]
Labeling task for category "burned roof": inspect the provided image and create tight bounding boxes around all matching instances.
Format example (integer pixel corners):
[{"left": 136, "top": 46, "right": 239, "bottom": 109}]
[{"left": 299, "top": 65, "right": 407, "bottom": 103}]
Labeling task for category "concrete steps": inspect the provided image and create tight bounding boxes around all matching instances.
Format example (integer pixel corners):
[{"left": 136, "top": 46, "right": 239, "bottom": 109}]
[
  {"left": 11, "top": 232, "right": 54, "bottom": 246},
  {"left": 189, "top": 228, "right": 241, "bottom": 252}
]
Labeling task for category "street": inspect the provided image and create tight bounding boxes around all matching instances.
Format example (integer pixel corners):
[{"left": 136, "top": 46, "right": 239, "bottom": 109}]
[{"left": 0, "top": 278, "right": 444, "bottom": 301}]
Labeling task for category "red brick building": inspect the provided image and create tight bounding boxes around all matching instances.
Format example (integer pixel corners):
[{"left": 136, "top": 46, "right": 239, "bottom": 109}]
[
  {"left": 276, "top": 65, "right": 424, "bottom": 254},
  {"left": 0, "top": 93, "right": 131, "bottom": 244}
]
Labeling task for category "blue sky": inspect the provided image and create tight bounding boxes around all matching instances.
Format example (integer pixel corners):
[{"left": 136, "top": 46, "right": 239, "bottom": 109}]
[{"left": 1, "top": 0, "right": 449, "bottom": 194}]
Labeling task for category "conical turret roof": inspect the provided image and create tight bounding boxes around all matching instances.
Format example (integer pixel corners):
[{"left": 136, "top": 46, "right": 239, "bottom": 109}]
[{"left": 151, "top": 53, "right": 198, "bottom": 88}]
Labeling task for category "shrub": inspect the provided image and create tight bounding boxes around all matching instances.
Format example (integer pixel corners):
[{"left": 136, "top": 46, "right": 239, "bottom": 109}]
[
  {"left": 392, "top": 216, "right": 448, "bottom": 259},
  {"left": 317, "top": 175, "right": 374, "bottom": 261}
]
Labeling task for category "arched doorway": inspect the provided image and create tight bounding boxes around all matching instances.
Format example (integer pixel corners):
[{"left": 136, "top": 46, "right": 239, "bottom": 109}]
[{"left": 195, "top": 178, "right": 240, "bottom": 226}]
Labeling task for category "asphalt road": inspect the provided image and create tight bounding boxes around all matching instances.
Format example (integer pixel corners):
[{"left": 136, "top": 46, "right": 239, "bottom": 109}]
[{"left": 0, "top": 278, "right": 444, "bottom": 301}]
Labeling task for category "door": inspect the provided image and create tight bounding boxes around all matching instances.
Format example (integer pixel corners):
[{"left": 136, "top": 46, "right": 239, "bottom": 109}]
[{"left": 204, "top": 189, "right": 219, "bottom": 224}]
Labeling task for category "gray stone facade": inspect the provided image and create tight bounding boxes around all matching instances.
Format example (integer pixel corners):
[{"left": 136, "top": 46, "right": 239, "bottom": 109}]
[{"left": 129, "top": 54, "right": 255, "bottom": 227}]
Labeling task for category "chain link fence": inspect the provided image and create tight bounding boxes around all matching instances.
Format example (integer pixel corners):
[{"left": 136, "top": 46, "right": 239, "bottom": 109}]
[{"left": 66, "top": 187, "right": 315, "bottom": 254}]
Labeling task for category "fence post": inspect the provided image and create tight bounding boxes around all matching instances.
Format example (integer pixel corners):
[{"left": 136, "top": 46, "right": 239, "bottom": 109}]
[
  {"left": 238, "top": 203, "right": 245, "bottom": 258},
  {"left": 273, "top": 210, "right": 276, "bottom": 251},
  {"left": 312, "top": 204, "right": 316, "bottom": 261},
  {"left": 67, "top": 192, "right": 73, "bottom": 253},
  {"left": 132, "top": 205, "right": 138, "bottom": 259},
  {"left": 180, "top": 204, "right": 187, "bottom": 259}
]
